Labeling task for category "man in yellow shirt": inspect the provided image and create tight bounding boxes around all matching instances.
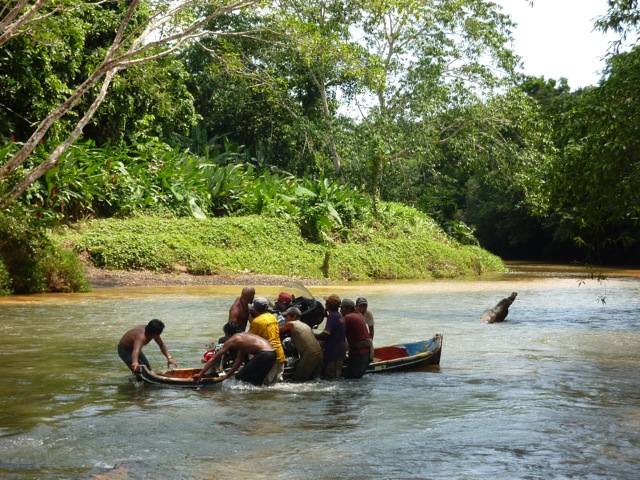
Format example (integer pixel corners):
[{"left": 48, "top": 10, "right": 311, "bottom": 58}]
[{"left": 248, "top": 297, "right": 286, "bottom": 385}]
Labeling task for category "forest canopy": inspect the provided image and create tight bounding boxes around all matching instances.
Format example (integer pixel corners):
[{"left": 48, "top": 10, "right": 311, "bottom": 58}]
[{"left": 1, "top": 0, "right": 640, "bottom": 268}]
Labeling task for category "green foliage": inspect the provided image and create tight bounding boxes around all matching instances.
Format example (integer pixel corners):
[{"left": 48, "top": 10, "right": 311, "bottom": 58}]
[
  {"left": 16, "top": 138, "right": 379, "bottom": 246},
  {"left": 306, "top": 236, "right": 502, "bottom": 281},
  {"left": 0, "top": 257, "right": 11, "bottom": 295},
  {"left": 532, "top": 47, "right": 640, "bottom": 262},
  {"left": 84, "top": 58, "right": 199, "bottom": 145},
  {"left": 291, "top": 178, "right": 370, "bottom": 243},
  {"left": 0, "top": 216, "right": 90, "bottom": 294},
  {"left": 61, "top": 210, "right": 504, "bottom": 282},
  {"left": 595, "top": 0, "right": 640, "bottom": 46},
  {"left": 0, "top": 1, "right": 88, "bottom": 142},
  {"left": 16, "top": 139, "right": 249, "bottom": 221},
  {"left": 67, "top": 216, "right": 326, "bottom": 277},
  {"left": 0, "top": 1, "right": 196, "bottom": 146}
]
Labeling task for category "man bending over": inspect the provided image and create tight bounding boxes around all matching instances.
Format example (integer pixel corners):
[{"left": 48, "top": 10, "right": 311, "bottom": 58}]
[
  {"left": 118, "top": 319, "right": 178, "bottom": 374},
  {"left": 193, "top": 322, "right": 276, "bottom": 386}
]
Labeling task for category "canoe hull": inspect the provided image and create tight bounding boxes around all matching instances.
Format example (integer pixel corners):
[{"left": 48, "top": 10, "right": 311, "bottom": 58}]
[
  {"left": 367, "top": 334, "right": 442, "bottom": 374},
  {"left": 139, "top": 334, "right": 443, "bottom": 388},
  {"left": 139, "top": 366, "right": 222, "bottom": 388}
]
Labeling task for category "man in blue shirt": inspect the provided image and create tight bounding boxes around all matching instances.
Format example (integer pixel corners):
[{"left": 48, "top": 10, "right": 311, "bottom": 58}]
[{"left": 315, "top": 294, "right": 346, "bottom": 380}]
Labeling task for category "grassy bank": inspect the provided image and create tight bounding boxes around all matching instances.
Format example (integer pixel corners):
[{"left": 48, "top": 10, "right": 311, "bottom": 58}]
[
  {"left": 58, "top": 211, "right": 504, "bottom": 282},
  {"left": 0, "top": 203, "right": 505, "bottom": 294}
]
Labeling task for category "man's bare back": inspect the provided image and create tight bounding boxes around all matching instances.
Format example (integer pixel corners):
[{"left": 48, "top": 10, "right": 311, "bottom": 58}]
[
  {"left": 117, "top": 319, "right": 178, "bottom": 373},
  {"left": 223, "top": 332, "right": 274, "bottom": 355},
  {"left": 118, "top": 325, "right": 153, "bottom": 349},
  {"left": 194, "top": 330, "right": 274, "bottom": 381}
]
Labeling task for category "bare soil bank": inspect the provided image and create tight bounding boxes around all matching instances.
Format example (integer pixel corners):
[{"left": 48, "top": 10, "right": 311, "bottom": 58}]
[{"left": 84, "top": 264, "right": 328, "bottom": 289}]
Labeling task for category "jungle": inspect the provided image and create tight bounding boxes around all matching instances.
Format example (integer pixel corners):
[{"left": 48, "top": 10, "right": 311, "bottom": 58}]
[{"left": 1, "top": 0, "right": 639, "bottom": 294}]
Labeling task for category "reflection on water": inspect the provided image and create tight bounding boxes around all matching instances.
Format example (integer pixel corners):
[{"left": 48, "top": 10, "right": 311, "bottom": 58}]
[{"left": 1, "top": 264, "right": 639, "bottom": 479}]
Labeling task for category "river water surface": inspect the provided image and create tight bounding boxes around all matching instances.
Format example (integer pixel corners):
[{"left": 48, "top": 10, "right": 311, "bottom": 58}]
[{"left": 1, "top": 263, "right": 639, "bottom": 479}]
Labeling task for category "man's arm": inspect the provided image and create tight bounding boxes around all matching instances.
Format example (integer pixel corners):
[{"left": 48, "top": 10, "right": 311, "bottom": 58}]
[
  {"left": 221, "top": 352, "right": 246, "bottom": 380},
  {"left": 131, "top": 337, "right": 144, "bottom": 372},
  {"left": 154, "top": 336, "right": 178, "bottom": 368},
  {"left": 315, "top": 330, "right": 330, "bottom": 341},
  {"left": 195, "top": 341, "right": 232, "bottom": 378},
  {"left": 279, "top": 323, "right": 294, "bottom": 335}
]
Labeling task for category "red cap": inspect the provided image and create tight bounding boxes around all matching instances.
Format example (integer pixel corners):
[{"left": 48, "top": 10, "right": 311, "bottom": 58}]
[{"left": 276, "top": 292, "right": 292, "bottom": 303}]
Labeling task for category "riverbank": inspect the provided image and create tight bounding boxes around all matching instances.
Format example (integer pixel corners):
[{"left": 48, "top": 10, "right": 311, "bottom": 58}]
[{"left": 83, "top": 263, "right": 328, "bottom": 289}]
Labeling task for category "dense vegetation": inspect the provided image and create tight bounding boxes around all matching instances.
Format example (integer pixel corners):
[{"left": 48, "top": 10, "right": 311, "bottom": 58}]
[
  {"left": 1, "top": 0, "right": 639, "bottom": 294},
  {"left": 59, "top": 211, "right": 503, "bottom": 281}
]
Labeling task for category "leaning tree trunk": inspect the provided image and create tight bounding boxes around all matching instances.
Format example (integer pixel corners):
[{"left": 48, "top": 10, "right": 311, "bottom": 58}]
[{"left": 479, "top": 292, "right": 518, "bottom": 323}]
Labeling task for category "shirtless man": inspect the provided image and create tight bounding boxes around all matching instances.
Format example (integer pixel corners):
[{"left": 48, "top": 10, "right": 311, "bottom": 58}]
[
  {"left": 118, "top": 319, "right": 178, "bottom": 373},
  {"left": 228, "top": 286, "right": 255, "bottom": 331},
  {"left": 194, "top": 321, "right": 276, "bottom": 386}
]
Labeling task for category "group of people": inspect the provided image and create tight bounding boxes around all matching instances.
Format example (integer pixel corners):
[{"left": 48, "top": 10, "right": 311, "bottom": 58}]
[{"left": 117, "top": 286, "right": 376, "bottom": 386}]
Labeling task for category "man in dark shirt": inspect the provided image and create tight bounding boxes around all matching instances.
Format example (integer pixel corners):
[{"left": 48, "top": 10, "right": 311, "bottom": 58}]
[
  {"left": 340, "top": 298, "right": 373, "bottom": 379},
  {"left": 315, "top": 294, "right": 346, "bottom": 380}
]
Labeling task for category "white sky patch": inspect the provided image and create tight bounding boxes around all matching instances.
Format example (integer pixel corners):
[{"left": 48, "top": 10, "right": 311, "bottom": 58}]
[{"left": 494, "top": 0, "right": 621, "bottom": 89}]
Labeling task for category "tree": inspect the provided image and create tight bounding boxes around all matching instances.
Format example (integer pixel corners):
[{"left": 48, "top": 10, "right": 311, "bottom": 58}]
[
  {"left": 345, "top": 0, "right": 521, "bottom": 206},
  {"left": 0, "top": 0, "right": 262, "bottom": 210},
  {"left": 596, "top": 0, "right": 640, "bottom": 48},
  {"left": 540, "top": 46, "right": 640, "bottom": 262}
]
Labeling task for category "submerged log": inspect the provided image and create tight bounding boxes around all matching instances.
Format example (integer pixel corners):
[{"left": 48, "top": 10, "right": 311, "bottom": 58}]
[{"left": 480, "top": 292, "right": 517, "bottom": 323}]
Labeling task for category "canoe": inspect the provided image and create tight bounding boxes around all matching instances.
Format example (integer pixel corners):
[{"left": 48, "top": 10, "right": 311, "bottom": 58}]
[
  {"left": 281, "top": 333, "right": 443, "bottom": 380},
  {"left": 139, "top": 366, "right": 223, "bottom": 388},
  {"left": 366, "top": 333, "right": 442, "bottom": 374},
  {"left": 138, "top": 333, "right": 443, "bottom": 388}
]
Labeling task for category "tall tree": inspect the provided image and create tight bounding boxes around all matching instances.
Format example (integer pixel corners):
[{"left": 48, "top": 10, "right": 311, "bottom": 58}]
[
  {"left": 596, "top": 0, "right": 640, "bottom": 48},
  {"left": 541, "top": 47, "right": 640, "bottom": 262},
  {"left": 0, "top": 0, "right": 262, "bottom": 210},
  {"left": 348, "top": 0, "right": 520, "bottom": 205}
]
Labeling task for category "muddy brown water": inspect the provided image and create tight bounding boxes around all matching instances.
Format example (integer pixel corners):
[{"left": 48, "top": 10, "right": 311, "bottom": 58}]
[{"left": 1, "top": 263, "right": 639, "bottom": 479}]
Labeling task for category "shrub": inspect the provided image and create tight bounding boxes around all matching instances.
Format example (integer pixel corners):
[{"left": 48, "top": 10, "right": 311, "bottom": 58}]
[
  {"left": 0, "top": 257, "right": 12, "bottom": 295},
  {"left": 62, "top": 212, "right": 503, "bottom": 282},
  {"left": 0, "top": 216, "right": 90, "bottom": 293},
  {"left": 69, "top": 215, "right": 327, "bottom": 277}
]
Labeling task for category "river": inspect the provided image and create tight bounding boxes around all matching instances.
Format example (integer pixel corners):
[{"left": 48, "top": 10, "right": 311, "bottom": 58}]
[{"left": 0, "top": 263, "right": 639, "bottom": 479}]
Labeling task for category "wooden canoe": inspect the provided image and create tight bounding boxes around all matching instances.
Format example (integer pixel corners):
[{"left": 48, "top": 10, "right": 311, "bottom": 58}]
[
  {"left": 139, "top": 366, "right": 223, "bottom": 388},
  {"left": 138, "top": 333, "right": 443, "bottom": 388},
  {"left": 366, "top": 333, "right": 442, "bottom": 373}
]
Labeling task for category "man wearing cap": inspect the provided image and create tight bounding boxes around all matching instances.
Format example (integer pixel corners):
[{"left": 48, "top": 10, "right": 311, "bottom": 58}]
[
  {"left": 228, "top": 286, "right": 255, "bottom": 331},
  {"left": 279, "top": 307, "right": 323, "bottom": 381},
  {"left": 315, "top": 294, "right": 346, "bottom": 380},
  {"left": 355, "top": 297, "right": 375, "bottom": 340},
  {"left": 340, "top": 298, "right": 374, "bottom": 379},
  {"left": 249, "top": 297, "right": 287, "bottom": 385},
  {"left": 274, "top": 292, "right": 293, "bottom": 327}
]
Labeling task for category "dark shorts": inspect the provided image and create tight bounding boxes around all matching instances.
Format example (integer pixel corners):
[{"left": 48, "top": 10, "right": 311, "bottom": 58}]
[
  {"left": 344, "top": 352, "right": 370, "bottom": 379},
  {"left": 322, "top": 360, "right": 344, "bottom": 380},
  {"left": 235, "top": 350, "right": 276, "bottom": 386},
  {"left": 118, "top": 345, "right": 151, "bottom": 372}
]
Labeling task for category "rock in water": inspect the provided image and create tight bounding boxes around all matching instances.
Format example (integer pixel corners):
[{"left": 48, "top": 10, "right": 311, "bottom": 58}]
[{"left": 480, "top": 292, "right": 518, "bottom": 323}]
